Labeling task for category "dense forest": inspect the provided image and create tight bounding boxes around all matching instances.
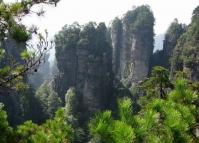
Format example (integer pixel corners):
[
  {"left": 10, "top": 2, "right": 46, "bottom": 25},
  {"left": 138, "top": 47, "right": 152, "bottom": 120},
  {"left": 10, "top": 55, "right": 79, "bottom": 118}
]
[{"left": 0, "top": 0, "right": 198, "bottom": 143}]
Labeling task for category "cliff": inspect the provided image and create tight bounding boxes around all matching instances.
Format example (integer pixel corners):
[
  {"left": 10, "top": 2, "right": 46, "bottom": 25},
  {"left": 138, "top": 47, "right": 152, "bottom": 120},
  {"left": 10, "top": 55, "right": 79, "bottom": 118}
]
[
  {"left": 51, "top": 6, "right": 155, "bottom": 126},
  {"left": 111, "top": 5, "right": 155, "bottom": 86},
  {"left": 53, "top": 22, "right": 113, "bottom": 124},
  {"left": 45, "top": 7, "right": 157, "bottom": 131},
  {"left": 171, "top": 6, "right": 199, "bottom": 81},
  {"left": 149, "top": 19, "right": 186, "bottom": 71},
  {"left": 162, "top": 19, "right": 186, "bottom": 68}
]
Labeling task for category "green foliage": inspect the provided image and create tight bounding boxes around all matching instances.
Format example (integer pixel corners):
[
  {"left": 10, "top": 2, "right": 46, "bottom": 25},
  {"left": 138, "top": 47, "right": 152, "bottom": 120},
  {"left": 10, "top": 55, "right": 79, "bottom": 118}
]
[
  {"left": 55, "top": 22, "right": 110, "bottom": 59},
  {"left": 0, "top": 103, "right": 74, "bottom": 143},
  {"left": 55, "top": 23, "right": 80, "bottom": 50},
  {"left": 118, "top": 98, "right": 134, "bottom": 125},
  {"left": 16, "top": 109, "right": 74, "bottom": 143},
  {"left": 0, "top": 66, "right": 10, "bottom": 77},
  {"left": 20, "top": 50, "right": 31, "bottom": 60},
  {"left": 140, "top": 66, "right": 172, "bottom": 101},
  {"left": 138, "top": 78, "right": 198, "bottom": 142},
  {"left": 0, "top": 0, "right": 58, "bottom": 89},
  {"left": 35, "top": 81, "right": 61, "bottom": 120},
  {"left": 80, "top": 22, "right": 97, "bottom": 43},
  {"left": 0, "top": 103, "right": 14, "bottom": 143},
  {"left": 169, "top": 79, "right": 197, "bottom": 104},
  {"left": 90, "top": 76, "right": 198, "bottom": 143},
  {"left": 112, "top": 121, "right": 135, "bottom": 143},
  {"left": 89, "top": 111, "right": 113, "bottom": 142},
  {"left": 1, "top": 74, "right": 198, "bottom": 143},
  {"left": 10, "top": 25, "right": 30, "bottom": 42},
  {"left": 123, "top": 5, "right": 154, "bottom": 35},
  {"left": 89, "top": 111, "right": 135, "bottom": 143}
]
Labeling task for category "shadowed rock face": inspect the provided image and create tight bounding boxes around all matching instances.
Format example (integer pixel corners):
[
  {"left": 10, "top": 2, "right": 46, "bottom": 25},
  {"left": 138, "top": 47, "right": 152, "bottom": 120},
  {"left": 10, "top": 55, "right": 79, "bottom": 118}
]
[
  {"left": 0, "top": 37, "right": 30, "bottom": 126},
  {"left": 111, "top": 17, "right": 123, "bottom": 79},
  {"left": 111, "top": 5, "right": 154, "bottom": 86},
  {"left": 53, "top": 22, "right": 113, "bottom": 124},
  {"left": 162, "top": 19, "right": 186, "bottom": 69},
  {"left": 170, "top": 6, "right": 199, "bottom": 81}
]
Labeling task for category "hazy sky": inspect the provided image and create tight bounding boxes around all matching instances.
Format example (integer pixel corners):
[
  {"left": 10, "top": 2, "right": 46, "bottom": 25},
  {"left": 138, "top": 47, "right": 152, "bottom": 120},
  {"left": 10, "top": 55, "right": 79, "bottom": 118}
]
[
  {"left": 5, "top": 0, "right": 199, "bottom": 35},
  {"left": 20, "top": 0, "right": 199, "bottom": 35},
  {"left": 4, "top": 0, "right": 199, "bottom": 53}
]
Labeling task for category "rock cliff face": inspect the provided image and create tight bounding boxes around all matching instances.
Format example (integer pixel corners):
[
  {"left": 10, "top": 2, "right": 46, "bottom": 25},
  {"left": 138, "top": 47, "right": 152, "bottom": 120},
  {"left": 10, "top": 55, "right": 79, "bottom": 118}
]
[
  {"left": 170, "top": 6, "right": 199, "bottom": 81},
  {"left": 111, "top": 17, "right": 123, "bottom": 79},
  {"left": 53, "top": 6, "right": 155, "bottom": 125},
  {"left": 53, "top": 22, "right": 113, "bottom": 124},
  {"left": 111, "top": 6, "right": 154, "bottom": 86},
  {"left": 162, "top": 19, "right": 186, "bottom": 68},
  {"left": 149, "top": 20, "right": 186, "bottom": 71}
]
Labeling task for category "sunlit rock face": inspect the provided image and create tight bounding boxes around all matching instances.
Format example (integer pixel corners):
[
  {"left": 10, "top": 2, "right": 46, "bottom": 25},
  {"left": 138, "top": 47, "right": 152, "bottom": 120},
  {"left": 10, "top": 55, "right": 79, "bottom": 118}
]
[{"left": 111, "top": 5, "right": 154, "bottom": 86}]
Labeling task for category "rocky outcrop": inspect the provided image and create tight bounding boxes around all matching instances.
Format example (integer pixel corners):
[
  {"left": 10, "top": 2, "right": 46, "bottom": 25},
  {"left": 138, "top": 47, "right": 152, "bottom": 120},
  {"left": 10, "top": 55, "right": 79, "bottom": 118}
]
[
  {"left": 52, "top": 6, "right": 156, "bottom": 126},
  {"left": 162, "top": 19, "right": 186, "bottom": 68},
  {"left": 111, "top": 17, "right": 123, "bottom": 79},
  {"left": 53, "top": 22, "right": 113, "bottom": 124},
  {"left": 149, "top": 19, "right": 186, "bottom": 72},
  {"left": 111, "top": 5, "right": 154, "bottom": 86},
  {"left": 170, "top": 6, "right": 199, "bottom": 81}
]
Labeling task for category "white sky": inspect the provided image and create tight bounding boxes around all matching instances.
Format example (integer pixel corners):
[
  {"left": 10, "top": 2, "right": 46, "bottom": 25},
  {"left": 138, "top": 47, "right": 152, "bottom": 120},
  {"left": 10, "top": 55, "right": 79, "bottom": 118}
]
[
  {"left": 4, "top": 0, "right": 199, "bottom": 36},
  {"left": 4, "top": 0, "right": 199, "bottom": 55}
]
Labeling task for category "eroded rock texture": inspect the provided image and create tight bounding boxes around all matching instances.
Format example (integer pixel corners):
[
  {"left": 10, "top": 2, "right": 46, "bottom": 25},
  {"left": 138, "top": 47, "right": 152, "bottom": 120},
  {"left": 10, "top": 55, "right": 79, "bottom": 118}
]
[
  {"left": 170, "top": 6, "right": 199, "bottom": 81},
  {"left": 53, "top": 22, "right": 113, "bottom": 124},
  {"left": 53, "top": 6, "right": 155, "bottom": 125},
  {"left": 111, "top": 5, "right": 154, "bottom": 86}
]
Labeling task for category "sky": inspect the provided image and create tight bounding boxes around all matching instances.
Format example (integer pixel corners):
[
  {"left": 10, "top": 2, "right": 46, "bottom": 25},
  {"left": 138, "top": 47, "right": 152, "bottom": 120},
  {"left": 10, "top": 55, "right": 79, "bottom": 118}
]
[
  {"left": 4, "top": 0, "right": 199, "bottom": 52},
  {"left": 18, "top": 0, "right": 198, "bottom": 35},
  {"left": 4, "top": 0, "right": 199, "bottom": 35}
]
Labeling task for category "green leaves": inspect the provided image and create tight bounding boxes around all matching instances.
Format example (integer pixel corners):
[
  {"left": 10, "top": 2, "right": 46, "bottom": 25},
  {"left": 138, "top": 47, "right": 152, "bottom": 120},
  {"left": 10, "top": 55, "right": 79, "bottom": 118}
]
[
  {"left": 35, "top": 81, "right": 61, "bottom": 119},
  {"left": 89, "top": 111, "right": 113, "bottom": 140},
  {"left": 0, "top": 103, "right": 14, "bottom": 143},
  {"left": 9, "top": 2, "right": 23, "bottom": 14},
  {"left": 112, "top": 121, "right": 135, "bottom": 143},
  {"left": 89, "top": 111, "right": 135, "bottom": 143},
  {"left": 169, "top": 79, "right": 197, "bottom": 104},
  {"left": 15, "top": 109, "right": 74, "bottom": 143},
  {"left": 90, "top": 76, "right": 198, "bottom": 143},
  {"left": 20, "top": 50, "right": 30, "bottom": 60},
  {"left": 118, "top": 98, "right": 134, "bottom": 125},
  {"left": 10, "top": 25, "right": 30, "bottom": 42},
  {"left": 0, "top": 66, "right": 10, "bottom": 77}
]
